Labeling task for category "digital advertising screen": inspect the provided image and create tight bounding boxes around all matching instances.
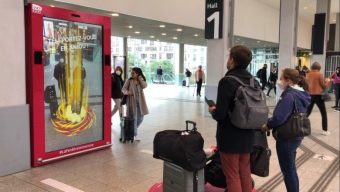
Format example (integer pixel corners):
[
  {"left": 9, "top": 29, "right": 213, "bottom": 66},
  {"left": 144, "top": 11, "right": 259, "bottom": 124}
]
[
  {"left": 26, "top": 3, "right": 111, "bottom": 166},
  {"left": 43, "top": 18, "right": 103, "bottom": 152}
]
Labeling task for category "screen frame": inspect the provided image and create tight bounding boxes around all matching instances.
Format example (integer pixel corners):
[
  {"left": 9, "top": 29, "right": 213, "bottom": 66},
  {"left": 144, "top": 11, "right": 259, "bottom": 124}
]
[{"left": 25, "top": 3, "right": 111, "bottom": 167}]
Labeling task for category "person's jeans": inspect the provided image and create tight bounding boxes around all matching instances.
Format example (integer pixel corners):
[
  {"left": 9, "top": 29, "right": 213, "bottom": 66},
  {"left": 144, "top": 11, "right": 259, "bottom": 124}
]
[
  {"left": 267, "top": 82, "right": 276, "bottom": 96},
  {"left": 133, "top": 102, "right": 144, "bottom": 136},
  {"left": 276, "top": 139, "right": 302, "bottom": 192},
  {"left": 196, "top": 79, "right": 203, "bottom": 96},
  {"left": 334, "top": 84, "right": 340, "bottom": 107},
  {"left": 219, "top": 152, "right": 252, "bottom": 192},
  {"left": 307, "top": 95, "right": 328, "bottom": 131},
  {"left": 111, "top": 98, "right": 122, "bottom": 117},
  {"left": 261, "top": 81, "right": 267, "bottom": 90}
]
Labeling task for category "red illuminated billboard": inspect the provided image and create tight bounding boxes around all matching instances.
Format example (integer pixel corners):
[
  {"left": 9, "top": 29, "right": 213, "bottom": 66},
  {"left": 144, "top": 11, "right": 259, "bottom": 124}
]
[{"left": 25, "top": 3, "right": 111, "bottom": 167}]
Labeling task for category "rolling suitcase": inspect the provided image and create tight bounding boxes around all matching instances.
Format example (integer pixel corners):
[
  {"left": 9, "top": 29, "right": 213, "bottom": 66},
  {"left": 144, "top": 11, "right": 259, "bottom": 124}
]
[
  {"left": 182, "top": 80, "right": 186, "bottom": 86},
  {"left": 119, "top": 106, "right": 134, "bottom": 143},
  {"left": 163, "top": 161, "right": 204, "bottom": 192}
]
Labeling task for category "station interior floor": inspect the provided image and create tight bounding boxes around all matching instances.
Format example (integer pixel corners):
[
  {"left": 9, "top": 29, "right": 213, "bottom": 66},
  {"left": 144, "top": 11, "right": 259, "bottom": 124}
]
[{"left": 1, "top": 83, "right": 339, "bottom": 192}]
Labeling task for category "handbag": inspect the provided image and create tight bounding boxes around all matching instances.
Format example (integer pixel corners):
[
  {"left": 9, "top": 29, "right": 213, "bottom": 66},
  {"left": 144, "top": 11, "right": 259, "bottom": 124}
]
[
  {"left": 121, "top": 81, "right": 130, "bottom": 106},
  {"left": 273, "top": 98, "right": 311, "bottom": 140},
  {"left": 153, "top": 120, "right": 206, "bottom": 171},
  {"left": 250, "top": 131, "right": 271, "bottom": 177}
]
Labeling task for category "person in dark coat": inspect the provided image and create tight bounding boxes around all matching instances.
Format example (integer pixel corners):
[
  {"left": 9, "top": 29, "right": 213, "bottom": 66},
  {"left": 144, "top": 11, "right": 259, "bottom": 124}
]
[
  {"left": 257, "top": 64, "right": 268, "bottom": 90},
  {"left": 111, "top": 66, "right": 124, "bottom": 117},
  {"left": 208, "top": 45, "right": 255, "bottom": 192},
  {"left": 266, "top": 66, "right": 278, "bottom": 96}
]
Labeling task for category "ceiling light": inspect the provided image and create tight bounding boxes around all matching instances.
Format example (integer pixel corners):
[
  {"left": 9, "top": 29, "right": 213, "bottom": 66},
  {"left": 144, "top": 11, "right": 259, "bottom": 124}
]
[
  {"left": 161, "top": 33, "right": 167, "bottom": 36},
  {"left": 194, "top": 34, "right": 199, "bottom": 37},
  {"left": 127, "top": 36, "right": 131, "bottom": 38},
  {"left": 111, "top": 13, "right": 119, "bottom": 17},
  {"left": 159, "top": 25, "right": 166, "bottom": 28},
  {"left": 156, "top": 39, "right": 160, "bottom": 41},
  {"left": 303, "top": 7, "right": 308, "bottom": 10},
  {"left": 173, "top": 37, "right": 178, "bottom": 40},
  {"left": 128, "top": 26, "right": 133, "bottom": 29},
  {"left": 333, "top": 19, "right": 336, "bottom": 22},
  {"left": 150, "top": 36, "right": 155, "bottom": 38},
  {"left": 176, "top": 28, "right": 182, "bottom": 32},
  {"left": 134, "top": 31, "right": 140, "bottom": 34}
]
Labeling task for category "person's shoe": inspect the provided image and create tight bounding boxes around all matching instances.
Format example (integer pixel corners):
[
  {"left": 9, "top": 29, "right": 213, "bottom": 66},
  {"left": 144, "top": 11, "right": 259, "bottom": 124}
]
[
  {"left": 334, "top": 108, "right": 340, "bottom": 112},
  {"left": 321, "top": 131, "right": 331, "bottom": 136},
  {"left": 331, "top": 106, "right": 337, "bottom": 109},
  {"left": 134, "top": 136, "right": 141, "bottom": 141}
]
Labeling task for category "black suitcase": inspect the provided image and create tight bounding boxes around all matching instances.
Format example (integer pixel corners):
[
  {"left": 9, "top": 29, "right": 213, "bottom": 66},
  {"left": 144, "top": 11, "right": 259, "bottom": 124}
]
[
  {"left": 120, "top": 116, "right": 134, "bottom": 143},
  {"left": 182, "top": 80, "right": 186, "bottom": 86}
]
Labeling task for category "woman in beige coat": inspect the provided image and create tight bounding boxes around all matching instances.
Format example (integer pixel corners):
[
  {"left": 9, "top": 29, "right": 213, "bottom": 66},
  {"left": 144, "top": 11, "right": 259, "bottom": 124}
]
[{"left": 122, "top": 67, "right": 149, "bottom": 141}]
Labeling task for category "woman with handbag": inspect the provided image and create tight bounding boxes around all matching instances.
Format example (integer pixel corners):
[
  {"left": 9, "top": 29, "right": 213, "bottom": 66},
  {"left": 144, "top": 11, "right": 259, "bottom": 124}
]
[
  {"left": 121, "top": 67, "right": 149, "bottom": 141},
  {"left": 264, "top": 68, "right": 311, "bottom": 192}
]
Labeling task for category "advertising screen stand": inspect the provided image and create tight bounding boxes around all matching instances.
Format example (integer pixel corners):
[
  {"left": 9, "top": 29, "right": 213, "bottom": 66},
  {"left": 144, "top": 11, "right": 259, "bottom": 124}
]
[{"left": 25, "top": 4, "right": 111, "bottom": 167}]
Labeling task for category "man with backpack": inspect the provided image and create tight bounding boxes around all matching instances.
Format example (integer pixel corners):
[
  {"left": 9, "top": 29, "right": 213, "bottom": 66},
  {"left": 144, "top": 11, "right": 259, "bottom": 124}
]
[{"left": 208, "top": 45, "right": 267, "bottom": 192}]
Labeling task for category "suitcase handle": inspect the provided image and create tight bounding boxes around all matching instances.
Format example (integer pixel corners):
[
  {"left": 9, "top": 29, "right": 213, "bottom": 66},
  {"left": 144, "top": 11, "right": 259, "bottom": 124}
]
[{"left": 185, "top": 120, "right": 197, "bottom": 131}]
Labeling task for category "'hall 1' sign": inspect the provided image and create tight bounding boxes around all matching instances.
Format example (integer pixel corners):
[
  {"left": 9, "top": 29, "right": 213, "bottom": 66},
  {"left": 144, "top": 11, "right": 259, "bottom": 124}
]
[{"left": 205, "top": 0, "right": 223, "bottom": 39}]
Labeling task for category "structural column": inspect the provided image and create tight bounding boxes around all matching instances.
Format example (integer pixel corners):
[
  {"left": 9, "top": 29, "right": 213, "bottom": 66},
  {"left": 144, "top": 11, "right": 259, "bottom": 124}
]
[
  {"left": 179, "top": 43, "right": 184, "bottom": 74},
  {"left": 277, "top": 0, "right": 299, "bottom": 100},
  {"left": 123, "top": 37, "right": 128, "bottom": 79},
  {"left": 278, "top": 0, "right": 299, "bottom": 71},
  {"left": 335, "top": 13, "right": 340, "bottom": 52},
  {"left": 205, "top": 0, "right": 234, "bottom": 115},
  {"left": 311, "top": 0, "right": 331, "bottom": 67}
]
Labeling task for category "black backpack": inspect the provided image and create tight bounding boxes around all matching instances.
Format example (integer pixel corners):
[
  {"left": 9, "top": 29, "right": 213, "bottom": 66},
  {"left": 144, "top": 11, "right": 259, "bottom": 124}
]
[{"left": 226, "top": 75, "right": 269, "bottom": 130}]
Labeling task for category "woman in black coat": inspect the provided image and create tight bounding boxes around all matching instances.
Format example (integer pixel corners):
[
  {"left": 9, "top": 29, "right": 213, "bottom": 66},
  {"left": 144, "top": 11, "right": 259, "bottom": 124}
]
[{"left": 111, "top": 66, "right": 124, "bottom": 117}]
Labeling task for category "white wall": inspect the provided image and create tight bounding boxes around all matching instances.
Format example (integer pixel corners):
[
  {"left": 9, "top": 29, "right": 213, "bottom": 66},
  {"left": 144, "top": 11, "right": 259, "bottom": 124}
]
[
  {"left": 297, "top": 18, "right": 312, "bottom": 49},
  {"left": 0, "top": 0, "right": 26, "bottom": 107},
  {"left": 234, "top": 0, "right": 280, "bottom": 43},
  {"left": 56, "top": 0, "right": 205, "bottom": 29},
  {"left": 234, "top": 0, "right": 312, "bottom": 49}
]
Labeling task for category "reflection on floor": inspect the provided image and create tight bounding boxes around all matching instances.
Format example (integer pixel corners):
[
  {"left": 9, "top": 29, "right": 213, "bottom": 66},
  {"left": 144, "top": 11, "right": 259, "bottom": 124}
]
[{"left": 1, "top": 84, "right": 339, "bottom": 192}]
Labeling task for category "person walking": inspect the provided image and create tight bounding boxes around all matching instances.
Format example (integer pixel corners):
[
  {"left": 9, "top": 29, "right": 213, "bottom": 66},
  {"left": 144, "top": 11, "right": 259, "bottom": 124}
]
[
  {"left": 306, "top": 62, "right": 330, "bottom": 135},
  {"left": 257, "top": 64, "right": 268, "bottom": 90},
  {"left": 208, "top": 45, "right": 255, "bottom": 192},
  {"left": 266, "top": 66, "right": 278, "bottom": 97},
  {"left": 156, "top": 65, "right": 163, "bottom": 84},
  {"left": 185, "top": 68, "right": 192, "bottom": 87},
  {"left": 121, "top": 67, "right": 149, "bottom": 141},
  {"left": 264, "top": 68, "right": 311, "bottom": 192},
  {"left": 195, "top": 65, "right": 205, "bottom": 96},
  {"left": 331, "top": 67, "right": 340, "bottom": 111},
  {"left": 111, "top": 66, "right": 124, "bottom": 117}
]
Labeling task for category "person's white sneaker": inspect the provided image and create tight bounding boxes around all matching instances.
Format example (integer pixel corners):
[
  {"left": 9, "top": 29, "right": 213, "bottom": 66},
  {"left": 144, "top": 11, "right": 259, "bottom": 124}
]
[
  {"left": 134, "top": 136, "right": 141, "bottom": 141},
  {"left": 321, "top": 131, "right": 330, "bottom": 136}
]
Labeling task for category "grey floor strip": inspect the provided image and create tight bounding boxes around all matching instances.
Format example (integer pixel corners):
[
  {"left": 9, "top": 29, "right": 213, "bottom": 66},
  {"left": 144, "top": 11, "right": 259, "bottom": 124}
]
[
  {"left": 308, "top": 135, "right": 340, "bottom": 155},
  {"left": 306, "top": 134, "right": 340, "bottom": 192},
  {"left": 308, "top": 157, "right": 339, "bottom": 192}
]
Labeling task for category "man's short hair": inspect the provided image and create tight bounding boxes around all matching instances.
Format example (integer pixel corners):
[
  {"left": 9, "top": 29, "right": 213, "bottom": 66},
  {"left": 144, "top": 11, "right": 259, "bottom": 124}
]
[
  {"left": 229, "top": 45, "right": 252, "bottom": 69},
  {"left": 311, "top": 62, "right": 321, "bottom": 70}
]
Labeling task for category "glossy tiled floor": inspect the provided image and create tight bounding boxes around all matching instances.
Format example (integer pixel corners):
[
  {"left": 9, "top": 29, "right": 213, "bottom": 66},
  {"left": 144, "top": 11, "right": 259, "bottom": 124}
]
[{"left": 1, "top": 84, "right": 339, "bottom": 192}]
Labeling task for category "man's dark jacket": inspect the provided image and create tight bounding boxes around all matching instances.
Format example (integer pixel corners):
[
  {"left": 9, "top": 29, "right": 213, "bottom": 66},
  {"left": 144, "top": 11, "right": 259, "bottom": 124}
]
[{"left": 211, "top": 68, "right": 256, "bottom": 153}]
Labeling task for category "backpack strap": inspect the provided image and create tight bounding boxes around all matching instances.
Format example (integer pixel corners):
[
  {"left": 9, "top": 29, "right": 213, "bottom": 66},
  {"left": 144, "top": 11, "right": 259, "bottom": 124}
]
[{"left": 226, "top": 75, "right": 255, "bottom": 87}]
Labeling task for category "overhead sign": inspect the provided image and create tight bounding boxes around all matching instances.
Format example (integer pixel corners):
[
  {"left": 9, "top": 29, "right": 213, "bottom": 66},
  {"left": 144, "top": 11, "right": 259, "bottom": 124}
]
[{"left": 205, "top": 0, "right": 223, "bottom": 39}]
